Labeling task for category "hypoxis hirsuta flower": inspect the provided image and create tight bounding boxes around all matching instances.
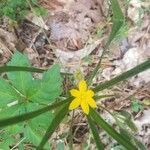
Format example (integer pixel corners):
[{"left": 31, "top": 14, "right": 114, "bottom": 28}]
[{"left": 69, "top": 80, "right": 97, "bottom": 115}]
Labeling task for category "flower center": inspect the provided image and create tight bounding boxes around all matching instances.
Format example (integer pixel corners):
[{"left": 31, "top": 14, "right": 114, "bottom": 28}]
[{"left": 80, "top": 92, "right": 87, "bottom": 102}]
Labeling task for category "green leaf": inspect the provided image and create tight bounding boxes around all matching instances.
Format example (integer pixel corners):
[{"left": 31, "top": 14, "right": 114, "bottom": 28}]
[
  {"left": 0, "top": 66, "right": 71, "bottom": 76},
  {"left": 87, "top": 0, "right": 124, "bottom": 84},
  {"left": 0, "top": 124, "right": 23, "bottom": 149},
  {"left": 131, "top": 99, "right": 143, "bottom": 113},
  {"left": 0, "top": 78, "right": 20, "bottom": 107},
  {"left": 90, "top": 108, "right": 137, "bottom": 150},
  {"left": 24, "top": 111, "right": 52, "bottom": 149},
  {"left": 106, "top": 0, "right": 124, "bottom": 46},
  {"left": 114, "top": 110, "right": 138, "bottom": 132},
  {"left": 87, "top": 116, "right": 104, "bottom": 150},
  {"left": 7, "top": 51, "right": 33, "bottom": 95},
  {"left": 0, "top": 104, "right": 20, "bottom": 119},
  {"left": 37, "top": 103, "right": 69, "bottom": 149},
  {"left": 119, "top": 128, "right": 146, "bottom": 150},
  {"left": 33, "top": 6, "right": 47, "bottom": 16},
  {"left": 0, "top": 66, "right": 45, "bottom": 73},
  {"left": 0, "top": 132, "right": 16, "bottom": 150},
  {"left": 0, "top": 99, "right": 69, "bottom": 128},
  {"left": 24, "top": 125, "right": 42, "bottom": 146},
  {"left": 28, "top": 64, "right": 62, "bottom": 104},
  {"left": 94, "top": 59, "right": 150, "bottom": 92}
]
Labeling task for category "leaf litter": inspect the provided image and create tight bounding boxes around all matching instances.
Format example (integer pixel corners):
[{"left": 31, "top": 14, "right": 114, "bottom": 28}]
[{"left": 0, "top": 0, "right": 150, "bottom": 149}]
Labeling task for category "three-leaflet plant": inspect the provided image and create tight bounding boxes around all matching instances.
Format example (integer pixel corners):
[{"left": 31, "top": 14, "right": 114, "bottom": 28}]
[{"left": 0, "top": 52, "right": 62, "bottom": 149}]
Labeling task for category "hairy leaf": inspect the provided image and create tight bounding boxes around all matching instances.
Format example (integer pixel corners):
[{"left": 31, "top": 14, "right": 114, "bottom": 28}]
[
  {"left": 28, "top": 64, "right": 62, "bottom": 104},
  {"left": 0, "top": 78, "right": 20, "bottom": 107},
  {"left": 0, "top": 99, "right": 69, "bottom": 128},
  {"left": 7, "top": 51, "right": 33, "bottom": 96}
]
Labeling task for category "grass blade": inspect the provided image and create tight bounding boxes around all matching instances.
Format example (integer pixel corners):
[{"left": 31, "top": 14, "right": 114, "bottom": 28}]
[
  {"left": 0, "top": 66, "right": 45, "bottom": 73},
  {"left": 0, "top": 99, "right": 70, "bottom": 128},
  {"left": 87, "top": 116, "right": 104, "bottom": 150},
  {"left": 119, "top": 128, "right": 146, "bottom": 150},
  {"left": 94, "top": 59, "right": 150, "bottom": 92},
  {"left": 87, "top": 0, "right": 124, "bottom": 84},
  {"left": 0, "top": 66, "right": 72, "bottom": 76},
  {"left": 37, "top": 103, "right": 69, "bottom": 149},
  {"left": 106, "top": 0, "right": 124, "bottom": 46},
  {"left": 90, "top": 108, "right": 137, "bottom": 150}
]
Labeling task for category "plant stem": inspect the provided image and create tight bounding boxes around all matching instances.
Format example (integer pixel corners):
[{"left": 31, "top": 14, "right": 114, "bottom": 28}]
[{"left": 87, "top": 47, "right": 106, "bottom": 85}]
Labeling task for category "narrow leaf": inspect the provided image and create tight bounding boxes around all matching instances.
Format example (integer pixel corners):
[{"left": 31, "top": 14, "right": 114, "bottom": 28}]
[
  {"left": 0, "top": 66, "right": 71, "bottom": 76},
  {"left": 119, "top": 128, "right": 146, "bottom": 150},
  {"left": 87, "top": 116, "right": 104, "bottom": 150},
  {"left": 0, "top": 66, "right": 45, "bottom": 73},
  {"left": 37, "top": 103, "right": 69, "bottom": 149},
  {"left": 90, "top": 108, "right": 137, "bottom": 150},
  {"left": 87, "top": 0, "right": 124, "bottom": 84},
  {"left": 106, "top": 0, "right": 124, "bottom": 46},
  {"left": 0, "top": 99, "right": 69, "bottom": 128},
  {"left": 94, "top": 59, "right": 150, "bottom": 92}
]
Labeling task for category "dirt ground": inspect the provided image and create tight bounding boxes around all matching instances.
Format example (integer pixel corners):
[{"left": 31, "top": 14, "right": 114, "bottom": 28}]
[{"left": 0, "top": 0, "right": 150, "bottom": 149}]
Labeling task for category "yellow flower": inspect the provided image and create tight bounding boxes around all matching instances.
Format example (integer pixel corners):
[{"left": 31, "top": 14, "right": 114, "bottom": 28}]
[{"left": 69, "top": 80, "right": 97, "bottom": 115}]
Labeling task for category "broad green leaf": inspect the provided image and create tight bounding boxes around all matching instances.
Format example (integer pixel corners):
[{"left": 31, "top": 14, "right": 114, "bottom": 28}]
[
  {"left": 0, "top": 78, "right": 20, "bottom": 107},
  {"left": 0, "top": 104, "right": 20, "bottom": 119},
  {"left": 87, "top": 116, "right": 104, "bottom": 150},
  {"left": 24, "top": 115, "right": 51, "bottom": 149},
  {"left": 90, "top": 108, "right": 137, "bottom": 150},
  {"left": 23, "top": 102, "right": 54, "bottom": 130},
  {"left": 37, "top": 103, "right": 69, "bottom": 149},
  {"left": 94, "top": 59, "right": 150, "bottom": 92},
  {"left": 7, "top": 51, "right": 33, "bottom": 95},
  {"left": 28, "top": 64, "right": 62, "bottom": 104},
  {"left": 24, "top": 125, "right": 42, "bottom": 146},
  {"left": 0, "top": 99, "right": 69, "bottom": 128}
]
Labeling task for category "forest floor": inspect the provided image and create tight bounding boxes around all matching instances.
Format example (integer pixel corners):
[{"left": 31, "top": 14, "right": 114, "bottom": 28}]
[{"left": 0, "top": 0, "right": 150, "bottom": 149}]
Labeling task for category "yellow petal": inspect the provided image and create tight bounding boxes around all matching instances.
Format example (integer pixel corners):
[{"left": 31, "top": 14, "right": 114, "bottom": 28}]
[
  {"left": 87, "top": 98, "right": 97, "bottom": 108},
  {"left": 86, "top": 90, "right": 94, "bottom": 97},
  {"left": 70, "top": 89, "right": 80, "bottom": 97},
  {"left": 79, "top": 80, "right": 87, "bottom": 92},
  {"left": 81, "top": 100, "right": 89, "bottom": 115},
  {"left": 69, "top": 98, "right": 80, "bottom": 110}
]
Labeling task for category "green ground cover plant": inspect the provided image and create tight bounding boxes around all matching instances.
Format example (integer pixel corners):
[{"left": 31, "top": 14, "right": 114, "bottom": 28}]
[{"left": 0, "top": 0, "right": 46, "bottom": 22}]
